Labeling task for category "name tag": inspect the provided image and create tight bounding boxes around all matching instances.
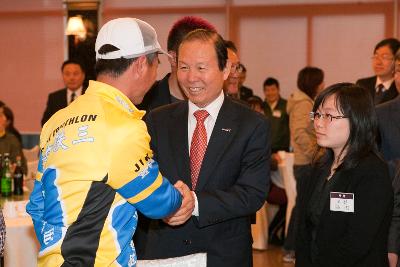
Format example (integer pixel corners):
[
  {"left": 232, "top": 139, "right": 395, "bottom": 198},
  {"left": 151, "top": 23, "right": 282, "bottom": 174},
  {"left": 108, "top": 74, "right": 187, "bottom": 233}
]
[
  {"left": 330, "top": 192, "right": 354, "bottom": 213},
  {"left": 272, "top": 110, "right": 282, "bottom": 118}
]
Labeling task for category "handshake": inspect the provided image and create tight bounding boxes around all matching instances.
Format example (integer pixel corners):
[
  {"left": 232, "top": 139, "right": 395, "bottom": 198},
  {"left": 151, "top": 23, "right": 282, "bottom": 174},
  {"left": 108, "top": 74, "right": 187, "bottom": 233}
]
[{"left": 163, "top": 181, "right": 195, "bottom": 226}]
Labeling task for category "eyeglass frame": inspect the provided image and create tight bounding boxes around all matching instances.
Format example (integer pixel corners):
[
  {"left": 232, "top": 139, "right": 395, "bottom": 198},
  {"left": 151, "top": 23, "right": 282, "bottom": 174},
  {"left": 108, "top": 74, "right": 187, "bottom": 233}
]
[
  {"left": 371, "top": 54, "right": 394, "bottom": 62},
  {"left": 309, "top": 111, "right": 348, "bottom": 122},
  {"left": 230, "top": 63, "right": 243, "bottom": 73}
]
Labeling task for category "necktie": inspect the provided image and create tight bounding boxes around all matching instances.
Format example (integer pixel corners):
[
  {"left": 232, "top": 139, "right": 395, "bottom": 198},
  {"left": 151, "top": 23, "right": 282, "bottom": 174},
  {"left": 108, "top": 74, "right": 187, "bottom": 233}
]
[
  {"left": 190, "top": 110, "right": 209, "bottom": 190},
  {"left": 374, "top": 84, "right": 384, "bottom": 104},
  {"left": 70, "top": 92, "right": 76, "bottom": 104}
]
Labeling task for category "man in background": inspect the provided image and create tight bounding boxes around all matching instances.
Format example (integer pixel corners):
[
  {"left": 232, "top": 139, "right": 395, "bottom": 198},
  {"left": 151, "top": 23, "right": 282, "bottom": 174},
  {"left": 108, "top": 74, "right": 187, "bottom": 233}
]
[
  {"left": 263, "top": 77, "right": 290, "bottom": 153},
  {"left": 357, "top": 38, "right": 400, "bottom": 105},
  {"left": 238, "top": 63, "right": 254, "bottom": 101},
  {"left": 222, "top": 40, "right": 243, "bottom": 100},
  {"left": 376, "top": 49, "right": 400, "bottom": 267},
  {"left": 138, "top": 16, "right": 216, "bottom": 111},
  {"left": 41, "top": 59, "right": 86, "bottom": 126},
  {"left": 136, "top": 29, "right": 270, "bottom": 267},
  {"left": 27, "top": 18, "right": 191, "bottom": 266}
]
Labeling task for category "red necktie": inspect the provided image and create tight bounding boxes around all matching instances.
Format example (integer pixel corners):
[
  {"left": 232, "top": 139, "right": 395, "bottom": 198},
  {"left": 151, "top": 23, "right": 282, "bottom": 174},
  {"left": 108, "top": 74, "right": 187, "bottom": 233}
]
[{"left": 190, "top": 110, "right": 209, "bottom": 190}]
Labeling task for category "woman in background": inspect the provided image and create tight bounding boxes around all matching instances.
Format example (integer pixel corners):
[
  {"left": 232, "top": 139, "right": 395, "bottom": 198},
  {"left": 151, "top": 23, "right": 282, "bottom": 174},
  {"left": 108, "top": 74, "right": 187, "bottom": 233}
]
[
  {"left": 283, "top": 67, "right": 324, "bottom": 261},
  {"left": 296, "top": 83, "right": 393, "bottom": 267},
  {"left": 0, "top": 101, "right": 22, "bottom": 144},
  {"left": 0, "top": 104, "right": 27, "bottom": 174}
]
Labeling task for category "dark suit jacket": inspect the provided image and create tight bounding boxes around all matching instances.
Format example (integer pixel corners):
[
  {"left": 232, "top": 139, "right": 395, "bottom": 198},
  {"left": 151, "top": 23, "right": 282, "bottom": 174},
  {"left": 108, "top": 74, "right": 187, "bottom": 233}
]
[
  {"left": 136, "top": 97, "right": 270, "bottom": 267},
  {"left": 296, "top": 153, "right": 393, "bottom": 267},
  {"left": 356, "top": 76, "right": 398, "bottom": 105},
  {"left": 376, "top": 96, "right": 400, "bottom": 255},
  {"left": 263, "top": 97, "right": 290, "bottom": 153},
  {"left": 41, "top": 87, "right": 86, "bottom": 126},
  {"left": 138, "top": 73, "right": 180, "bottom": 112}
]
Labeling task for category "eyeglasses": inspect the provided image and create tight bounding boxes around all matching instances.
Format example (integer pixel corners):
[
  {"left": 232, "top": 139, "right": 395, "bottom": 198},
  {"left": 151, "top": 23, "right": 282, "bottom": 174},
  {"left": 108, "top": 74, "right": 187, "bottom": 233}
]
[
  {"left": 230, "top": 63, "right": 243, "bottom": 73},
  {"left": 310, "top": 111, "right": 347, "bottom": 122},
  {"left": 371, "top": 54, "right": 394, "bottom": 62}
]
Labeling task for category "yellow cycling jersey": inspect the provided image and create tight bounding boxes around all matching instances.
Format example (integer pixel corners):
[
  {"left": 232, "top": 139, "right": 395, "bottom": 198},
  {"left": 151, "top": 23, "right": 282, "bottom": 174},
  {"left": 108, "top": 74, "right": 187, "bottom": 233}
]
[{"left": 27, "top": 81, "right": 182, "bottom": 267}]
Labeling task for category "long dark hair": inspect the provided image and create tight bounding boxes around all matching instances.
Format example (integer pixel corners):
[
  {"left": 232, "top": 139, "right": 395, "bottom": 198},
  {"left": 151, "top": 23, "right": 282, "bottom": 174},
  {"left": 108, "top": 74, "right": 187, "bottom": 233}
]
[{"left": 312, "top": 83, "right": 378, "bottom": 171}]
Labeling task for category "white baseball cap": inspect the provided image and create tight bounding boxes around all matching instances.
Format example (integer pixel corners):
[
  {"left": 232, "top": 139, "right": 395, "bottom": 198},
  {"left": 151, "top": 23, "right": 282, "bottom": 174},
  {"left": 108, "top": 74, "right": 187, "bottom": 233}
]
[{"left": 95, "top": 18, "right": 169, "bottom": 60}]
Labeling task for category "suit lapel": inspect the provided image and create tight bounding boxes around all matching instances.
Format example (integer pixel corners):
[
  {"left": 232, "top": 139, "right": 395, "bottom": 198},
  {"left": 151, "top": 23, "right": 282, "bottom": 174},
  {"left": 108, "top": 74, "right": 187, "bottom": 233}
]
[
  {"left": 196, "top": 98, "right": 238, "bottom": 190},
  {"left": 62, "top": 88, "right": 68, "bottom": 108},
  {"left": 169, "top": 102, "right": 191, "bottom": 186}
]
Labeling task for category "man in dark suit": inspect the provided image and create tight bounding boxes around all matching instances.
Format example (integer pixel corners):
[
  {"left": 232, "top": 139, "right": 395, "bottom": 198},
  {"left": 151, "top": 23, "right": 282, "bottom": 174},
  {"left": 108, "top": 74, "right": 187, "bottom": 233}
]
[
  {"left": 263, "top": 77, "right": 290, "bottom": 153},
  {"left": 376, "top": 50, "right": 400, "bottom": 267},
  {"left": 41, "top": 59, "right": 86, "bottom": 126},
  {"left": 136, "top": 30, "right": 270, "bottom": 267},
  {"left": 356, "top": 38, "right": 400, "bottom": 105},
  {"left": 138, "top": 16, "right": 216, "bottom": 112}
]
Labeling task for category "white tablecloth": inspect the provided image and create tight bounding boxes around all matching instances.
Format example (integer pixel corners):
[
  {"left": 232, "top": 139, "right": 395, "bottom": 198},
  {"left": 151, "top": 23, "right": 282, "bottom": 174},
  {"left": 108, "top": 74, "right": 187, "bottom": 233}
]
[{"left": 4, "top": 201, "right": 38, "bottom": 267}]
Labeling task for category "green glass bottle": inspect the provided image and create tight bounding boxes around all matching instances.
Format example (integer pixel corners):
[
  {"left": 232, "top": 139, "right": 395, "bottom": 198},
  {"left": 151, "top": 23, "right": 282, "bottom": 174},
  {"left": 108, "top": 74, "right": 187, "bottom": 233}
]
[{"left": 1, "top": 153, "right": 12, "bottom": 197}]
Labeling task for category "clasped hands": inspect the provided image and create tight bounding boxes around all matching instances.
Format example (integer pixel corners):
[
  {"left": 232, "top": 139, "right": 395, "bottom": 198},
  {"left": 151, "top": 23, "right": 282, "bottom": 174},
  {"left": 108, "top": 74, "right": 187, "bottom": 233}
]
[{"left": 163, "top": 180, "right": 195, "bottom": 226}]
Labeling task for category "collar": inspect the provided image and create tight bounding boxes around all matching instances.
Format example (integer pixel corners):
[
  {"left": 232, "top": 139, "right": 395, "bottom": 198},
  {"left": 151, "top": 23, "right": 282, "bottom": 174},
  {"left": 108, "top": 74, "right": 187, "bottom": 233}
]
[
  {"left": 375, "top": 77, "right": 394, "bottom": 91},
  {"left": 67, "top": 87, "right": 83, "bottom": 95},
  {"left": 188, "top": 90, "right": 224, "bottom": 121},
  {"left": 85, "top": 80, "right": 145, "bottom": 119}
]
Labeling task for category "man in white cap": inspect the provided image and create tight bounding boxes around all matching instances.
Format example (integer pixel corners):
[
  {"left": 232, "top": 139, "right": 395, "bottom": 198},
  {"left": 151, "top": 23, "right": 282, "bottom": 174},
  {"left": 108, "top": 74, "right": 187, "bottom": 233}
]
[{"left": 27, "top": 18, "right": 193, "bottom": 267}]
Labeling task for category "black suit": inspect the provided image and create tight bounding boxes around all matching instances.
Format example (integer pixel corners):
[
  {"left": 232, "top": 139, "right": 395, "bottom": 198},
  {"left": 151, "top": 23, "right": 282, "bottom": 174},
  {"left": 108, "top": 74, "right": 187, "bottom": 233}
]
[
  {"left": 41, "top": 87, "right": 86, "bottom": 126},
  {"left": 376, "top": 96, "right": 400, "bottom": 255},
  {"left": 356, "top": 76, "right": 398, "bottom": 105},
  {"left": 296, "top": 153, "right": 393, "bottom": 267},
  {"left": 136, "top": 97, "right": 270, "bottom": 267}
]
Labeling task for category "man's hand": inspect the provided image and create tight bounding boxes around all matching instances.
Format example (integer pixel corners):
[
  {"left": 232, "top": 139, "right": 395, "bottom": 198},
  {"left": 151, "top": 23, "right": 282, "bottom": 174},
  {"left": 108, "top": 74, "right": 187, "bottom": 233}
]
[
  {"left": 163, "top": 180, "right": 195, "bottom": 226},
  {"left": 388, "top": 252, "right": 398, "bottom": 267}
]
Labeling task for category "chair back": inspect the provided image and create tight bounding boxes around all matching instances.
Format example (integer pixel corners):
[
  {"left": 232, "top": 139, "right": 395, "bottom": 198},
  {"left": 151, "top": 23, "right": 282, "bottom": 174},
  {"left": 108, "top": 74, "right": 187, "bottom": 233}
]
[
  {"left": 277, "top": 151, "right": 296, "bottom": 236},
  {"left": 25, "top": 160, "right": 39, "bottom": 192},
  {"left": 22, "top": 145, "right": 39, "bottom": 162}
]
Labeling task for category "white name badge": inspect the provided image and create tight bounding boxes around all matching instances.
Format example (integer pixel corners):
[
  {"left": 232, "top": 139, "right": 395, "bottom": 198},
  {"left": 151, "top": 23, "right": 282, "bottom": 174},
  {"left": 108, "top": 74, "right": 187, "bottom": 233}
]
[
  {"left": 272, "top": 110, "right": 282, "bottom": 118},
  {"left": 330, "top": 192, "right": 354, "bottom": 213}
]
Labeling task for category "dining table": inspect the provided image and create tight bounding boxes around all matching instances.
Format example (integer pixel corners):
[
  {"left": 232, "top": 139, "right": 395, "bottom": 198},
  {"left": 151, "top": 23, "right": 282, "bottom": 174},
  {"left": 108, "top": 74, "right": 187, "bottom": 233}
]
[{"left": 2, "top": 194, "right": 38, "bottom": 267}]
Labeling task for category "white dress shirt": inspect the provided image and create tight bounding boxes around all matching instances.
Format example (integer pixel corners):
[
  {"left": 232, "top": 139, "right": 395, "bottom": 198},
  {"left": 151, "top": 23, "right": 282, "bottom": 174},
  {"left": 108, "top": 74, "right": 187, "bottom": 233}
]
[
  {"left": 187, "top": 90, "right": 225, "bottom": 216},
  {"left": 67, "top": 87, "right": 83, "bottom": 104},
  {"left": 375, "top": 77, "right": 394, "bottom": 92}
]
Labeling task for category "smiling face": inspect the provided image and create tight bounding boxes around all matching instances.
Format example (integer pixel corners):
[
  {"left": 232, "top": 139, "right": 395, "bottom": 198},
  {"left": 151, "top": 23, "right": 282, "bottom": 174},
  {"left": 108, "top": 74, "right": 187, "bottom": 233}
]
[
  {"left": 177, "top": 39, "right": 229, "bottom": 108},
  {"left": 223, "top": 48, "right": 240, "bottom": 95},
  {"left": 314, "top": 94, "right": 350, "bottom": 158},
  {"left": 264, "top": 84, "right": 280, "bottom": 104}
]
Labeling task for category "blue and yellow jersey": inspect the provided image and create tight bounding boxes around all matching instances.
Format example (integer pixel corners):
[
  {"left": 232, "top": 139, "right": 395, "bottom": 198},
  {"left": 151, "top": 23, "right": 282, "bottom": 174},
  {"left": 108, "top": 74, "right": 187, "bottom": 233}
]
[{"left": 26, "top": 81, "right": 182, "bottom": 267}]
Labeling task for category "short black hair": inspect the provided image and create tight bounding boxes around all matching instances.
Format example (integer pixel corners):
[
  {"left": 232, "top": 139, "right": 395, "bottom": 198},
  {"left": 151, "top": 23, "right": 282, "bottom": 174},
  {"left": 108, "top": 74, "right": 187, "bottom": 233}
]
[
  {"left": 297, "top": 66, "right": 324, "bottom": 99},
  {"left": 224, "top": 40, "right": 237, "bottom": 53},
  {"left": 61, "top": 59, "right": 85, "bottom": 73},
  {"left": 95, "top": 44, "right": 157, "bottom": 78},
  {"left": 313, "top": 83, "right": 378, "bottom": 171},
  {"left": 179, "top": 29, "right": 227, "bottom": 71},
  {"left": 374, "top": 38, "right": 400, "bottom": 55},
  {"left": 263, "top": 77, "right": 279, "bottom": 89}
]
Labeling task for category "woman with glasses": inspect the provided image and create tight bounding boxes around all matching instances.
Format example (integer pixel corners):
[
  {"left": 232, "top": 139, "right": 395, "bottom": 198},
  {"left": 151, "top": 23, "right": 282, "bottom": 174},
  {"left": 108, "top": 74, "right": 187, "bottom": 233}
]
[{"left": 295, "top": 83, "right": 393, "bottom": 267}]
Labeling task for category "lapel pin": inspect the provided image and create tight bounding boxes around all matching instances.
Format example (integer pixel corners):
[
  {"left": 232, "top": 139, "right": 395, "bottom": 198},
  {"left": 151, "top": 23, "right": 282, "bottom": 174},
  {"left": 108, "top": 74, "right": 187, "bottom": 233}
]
[{"left": 222, "top": 128, "right": 231, "bottom": 132}]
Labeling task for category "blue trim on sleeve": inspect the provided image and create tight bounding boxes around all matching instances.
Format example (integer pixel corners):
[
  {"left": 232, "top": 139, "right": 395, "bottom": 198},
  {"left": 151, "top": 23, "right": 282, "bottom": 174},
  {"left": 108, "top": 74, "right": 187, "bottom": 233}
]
[
  {"left": 116, "top": 159, "right": 159, "bottom": 199},
  {"left": 135, "top": 177, "right": 182, "bottom": 219}
]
